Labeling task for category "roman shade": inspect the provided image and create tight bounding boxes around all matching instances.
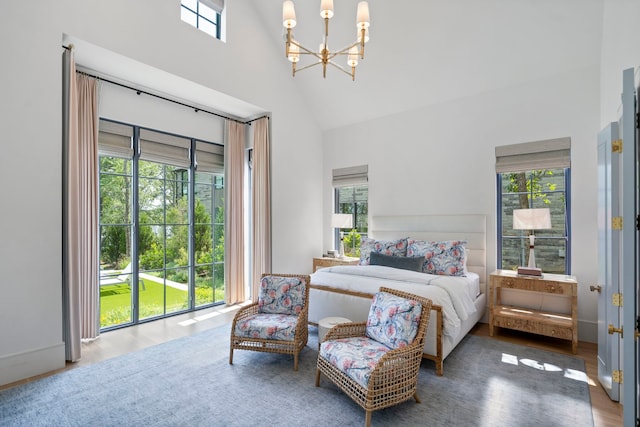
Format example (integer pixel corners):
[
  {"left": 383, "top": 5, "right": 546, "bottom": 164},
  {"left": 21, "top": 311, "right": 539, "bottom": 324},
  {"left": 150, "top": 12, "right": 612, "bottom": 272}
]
[
  {"left": 98, "top": 120, "right": 134, "bottom": 158},
  {"left": 332, "top": 164, "right": 368, "bottom": 187},
  {"left": 139, "top": 128, "right": 191, "bottom": 168},
  {"left": 495, "top": 137, "right": 571, "bottom": 173},
  {"left": 195, "top": 140, "right": 224, "bottom": 173},
  {"left": 201, "top": 0, "right": 224, "bottom": 14}
]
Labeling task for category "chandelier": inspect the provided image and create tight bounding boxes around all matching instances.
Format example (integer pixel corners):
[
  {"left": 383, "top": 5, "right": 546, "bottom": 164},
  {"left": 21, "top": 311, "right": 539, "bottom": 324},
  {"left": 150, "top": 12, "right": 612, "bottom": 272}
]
[{"left": 282, "top": 0, "right": 370, "bottom": 81}]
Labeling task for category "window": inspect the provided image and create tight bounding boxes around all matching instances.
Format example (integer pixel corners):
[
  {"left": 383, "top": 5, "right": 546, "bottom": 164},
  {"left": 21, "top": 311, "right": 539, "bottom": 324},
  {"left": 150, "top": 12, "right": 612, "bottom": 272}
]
[
  {"left": 495, "top": 138, "right": 571, "bottom": 274},
  {"left": 333, "top": 165, "right": 368, "bottom": 258},
  {"left": 98, "top": 119, "right": 225, "bottom": 330},
  {"left": 181, "top": 0, "right": 223, "bottom": 40}
]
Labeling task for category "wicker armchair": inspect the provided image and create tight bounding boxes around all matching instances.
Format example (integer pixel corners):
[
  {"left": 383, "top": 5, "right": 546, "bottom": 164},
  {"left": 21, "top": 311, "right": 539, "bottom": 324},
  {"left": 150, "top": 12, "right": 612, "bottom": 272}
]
[
  {"left": 229, "top": 273, "right": 310, "bottom": 371},
  {"left": 315, "top": 287, "right": 432, "bottom": 427}
]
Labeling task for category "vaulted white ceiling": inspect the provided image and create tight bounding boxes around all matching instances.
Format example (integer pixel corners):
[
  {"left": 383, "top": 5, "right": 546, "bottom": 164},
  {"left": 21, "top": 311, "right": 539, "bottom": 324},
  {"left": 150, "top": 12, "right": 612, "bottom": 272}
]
[
  {"left": 69, "top": 1, "right": 604, "bottom": 132},
  {"left": 251, "top": 0, "right": 603, "bottom": 130}
]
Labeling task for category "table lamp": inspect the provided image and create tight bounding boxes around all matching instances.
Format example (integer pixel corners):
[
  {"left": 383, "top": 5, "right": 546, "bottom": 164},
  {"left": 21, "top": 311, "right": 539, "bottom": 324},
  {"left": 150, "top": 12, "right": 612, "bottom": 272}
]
[
  {"left": 332, "top": 213, "right": 353, "bottom": 258},
  {"left": 513, "top": 208, "right": 551, "bottom": 275}
]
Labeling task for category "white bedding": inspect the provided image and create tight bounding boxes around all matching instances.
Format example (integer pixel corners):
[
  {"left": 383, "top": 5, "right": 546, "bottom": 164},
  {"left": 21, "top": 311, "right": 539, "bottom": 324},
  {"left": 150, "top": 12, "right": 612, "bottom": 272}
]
[{"left": 310, "top": 265, "right": 479, "bottom": 340}]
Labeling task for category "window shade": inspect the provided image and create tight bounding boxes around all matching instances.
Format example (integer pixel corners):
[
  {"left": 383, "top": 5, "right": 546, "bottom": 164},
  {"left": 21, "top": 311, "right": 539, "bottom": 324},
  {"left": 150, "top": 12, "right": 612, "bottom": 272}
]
[
  {"left": 495, "top": 137, "right": 571, "bottom": 173},
  {"left": 200, "top": 0, "right": 224, "bottom": 13},
  {"left": 332, "top": 165, "right": 368, "bottom": 187},
  {"left": 139, "top": 129, "right": 191, "bottom": 168},
  {"left": 195, "top": 141, "right": 224, "bottom": 173},
  {"left": 98, "top": 120, "right": 133, "bottom": 158}
]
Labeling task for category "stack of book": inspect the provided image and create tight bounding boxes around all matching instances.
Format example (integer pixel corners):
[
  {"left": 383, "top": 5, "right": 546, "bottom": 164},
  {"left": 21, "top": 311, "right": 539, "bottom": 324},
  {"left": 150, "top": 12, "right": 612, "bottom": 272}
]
[{"left": 517, "top": 266, "right": 542, "bottom": 277}]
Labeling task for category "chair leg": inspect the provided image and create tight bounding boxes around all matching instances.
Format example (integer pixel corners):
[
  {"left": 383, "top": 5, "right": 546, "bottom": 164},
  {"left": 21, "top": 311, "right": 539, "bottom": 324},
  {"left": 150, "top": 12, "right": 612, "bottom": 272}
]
[
  {"left": 229, "top": 347, "right": 233, "bottom": 365},
  {"left": 315, "top": 369, "right": 321, "bottom": 386},
  {"left": 294, "top": 353, "right": 299, "bottom": 371},
  {"left": 365, "top": 410, "right": 372, "bottom": 427},
  {"left": 413, "top": 392, "right": 421, "bottom": 403}
]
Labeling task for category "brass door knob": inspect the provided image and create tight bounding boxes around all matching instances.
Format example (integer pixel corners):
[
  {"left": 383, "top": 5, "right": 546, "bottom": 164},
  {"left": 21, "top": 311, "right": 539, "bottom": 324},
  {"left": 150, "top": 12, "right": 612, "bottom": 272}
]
[
  {"left": 590, "top": 285, "right": 602, "bottom": 293},
  {"left": 608, "top": 324, "right": 623, "bottom": 338}
]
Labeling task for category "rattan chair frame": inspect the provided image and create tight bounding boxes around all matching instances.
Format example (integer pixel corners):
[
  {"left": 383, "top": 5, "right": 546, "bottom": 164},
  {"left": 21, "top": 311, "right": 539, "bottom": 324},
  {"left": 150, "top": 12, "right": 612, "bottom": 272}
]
[
  {"left": 229, "top": 273, "right": 310, "bottom": 371},
  {"left": 315, "top": 287, "right": 432, "bottom": 427}
]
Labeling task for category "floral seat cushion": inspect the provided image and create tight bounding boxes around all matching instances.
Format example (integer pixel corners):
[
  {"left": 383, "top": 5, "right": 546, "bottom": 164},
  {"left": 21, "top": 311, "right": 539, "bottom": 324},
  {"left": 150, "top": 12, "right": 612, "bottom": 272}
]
[
  {"left": 258, "top": 275, "right": 307, "bottom": 315},
  {"left": 319, "top": 337, "right": 391, "bottom": 388},
  {"left": 234, "top": 313, "right": 299, "bottom": 341},
  {"left": 365, "top": 291, "right": 423, "bottom": 349}
]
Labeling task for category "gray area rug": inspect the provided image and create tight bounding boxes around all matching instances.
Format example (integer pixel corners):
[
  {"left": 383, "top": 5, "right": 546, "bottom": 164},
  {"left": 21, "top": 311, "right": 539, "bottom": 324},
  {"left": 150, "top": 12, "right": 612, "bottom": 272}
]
[{"left": 0, "top": 325, "right": 593, "bottom": 426}]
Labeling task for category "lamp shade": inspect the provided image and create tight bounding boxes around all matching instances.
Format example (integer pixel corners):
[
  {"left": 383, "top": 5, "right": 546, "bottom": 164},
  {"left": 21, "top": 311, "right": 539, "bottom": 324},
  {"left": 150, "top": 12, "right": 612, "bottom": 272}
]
[
  {"left": 513, "top": 208, "right": 551, "bottom": 230},
  {"left": 332, "top": 213, "right": 353, "bottom": 229},
  {"left": 356, "top": 1, "right": 370, "bottom": 29},
  {"left": 282, "top": 1, "right": 296, "bottom": 28}
]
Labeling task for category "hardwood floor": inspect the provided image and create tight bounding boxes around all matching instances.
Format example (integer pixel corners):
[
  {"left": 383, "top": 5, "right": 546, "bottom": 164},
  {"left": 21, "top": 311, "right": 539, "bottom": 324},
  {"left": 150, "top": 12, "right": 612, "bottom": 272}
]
[{"left": 1, "top": 309, "right": 623, "bottom": 426}]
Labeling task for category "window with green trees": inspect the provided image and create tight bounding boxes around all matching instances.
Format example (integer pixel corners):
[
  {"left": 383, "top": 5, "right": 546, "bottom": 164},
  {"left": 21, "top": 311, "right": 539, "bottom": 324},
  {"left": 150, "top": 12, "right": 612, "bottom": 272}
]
[
  {"left": 335, "top": 185, "right": 368, "bottom": 257},
  {"left": 98, "top": 119, "right": 225, "bottom": 330},
  {"left": 497, "top": 169, "right": 570, "bottom": 274}
]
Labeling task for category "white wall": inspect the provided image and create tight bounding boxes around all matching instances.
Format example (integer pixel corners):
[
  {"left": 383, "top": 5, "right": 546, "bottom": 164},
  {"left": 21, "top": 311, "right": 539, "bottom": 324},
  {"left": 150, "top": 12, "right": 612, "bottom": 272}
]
[
  {"left": 600, "top": 0, "right": 640, "bottom": 127},
  {"left": 0, "top": 0, "right": 323, "bottom": 386},
  {"left": 322, "top": 66, "right": 601, "bottom": 342}
]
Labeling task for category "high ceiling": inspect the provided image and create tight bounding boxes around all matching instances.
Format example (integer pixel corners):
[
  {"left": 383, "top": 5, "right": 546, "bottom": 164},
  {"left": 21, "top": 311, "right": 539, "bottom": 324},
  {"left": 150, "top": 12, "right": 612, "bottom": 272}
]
[
  {"left": 251, "top": 0, "right": 603, "bottom": 130},
  {"left": 69, "top": 1, "right": 603, "bottom": 132}
]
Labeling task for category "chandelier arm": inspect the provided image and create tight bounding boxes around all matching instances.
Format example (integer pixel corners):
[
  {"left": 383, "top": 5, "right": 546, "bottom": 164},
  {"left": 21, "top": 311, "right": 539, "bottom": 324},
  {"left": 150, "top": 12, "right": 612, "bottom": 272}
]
[
  {"left": 295, "top": 61, "right": 324, "bottom": 73},
  {"left": 290, "top": 41, "right": 323, "bottom": 61},
  {"left": 327, "top": 60, "right": 355, "bottom": 78},
  {"left": 329, "top": 41, "right": 361, "bottom": 57}
]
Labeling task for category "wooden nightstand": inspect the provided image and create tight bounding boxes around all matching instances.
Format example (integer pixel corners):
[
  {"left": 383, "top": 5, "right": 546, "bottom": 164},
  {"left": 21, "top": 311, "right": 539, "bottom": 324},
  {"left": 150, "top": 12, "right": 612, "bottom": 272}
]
[
  {"left": 489, "top": 269, "right": 578, "bottom": 354},
  {"left": 312, "top": 256, "right": 359, "bottom": 272}
]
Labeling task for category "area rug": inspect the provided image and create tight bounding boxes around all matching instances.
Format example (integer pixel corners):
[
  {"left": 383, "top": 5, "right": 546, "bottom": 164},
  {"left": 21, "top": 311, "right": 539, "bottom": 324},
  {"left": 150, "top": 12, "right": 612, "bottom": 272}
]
[{"left": 0, "top": 325, "right": 593, "bottom": 427}]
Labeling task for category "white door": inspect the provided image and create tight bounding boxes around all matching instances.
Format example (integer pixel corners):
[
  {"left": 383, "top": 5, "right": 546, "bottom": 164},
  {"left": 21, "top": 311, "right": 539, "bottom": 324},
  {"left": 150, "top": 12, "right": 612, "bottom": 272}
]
[{"left": 596, "top": 122, "right": 620, "bottom": 402}]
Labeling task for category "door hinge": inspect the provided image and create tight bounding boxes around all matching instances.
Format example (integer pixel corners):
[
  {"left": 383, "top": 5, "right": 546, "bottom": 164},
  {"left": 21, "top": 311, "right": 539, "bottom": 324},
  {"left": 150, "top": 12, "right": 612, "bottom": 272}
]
[
  {"left": 613, "top": 369, "right": 623, "bottom": 384},
  {"left": 613, "top": 293, "right": 623, "bottom": 307},
  {"left": 637, "top": 215, "right": 640, "bottom": 231},
  {"left": 612, "top": 217, "right": 623, "bottom": 230},
  {"left": 612, "top": 139, "right": 623, "bottom": 153}
]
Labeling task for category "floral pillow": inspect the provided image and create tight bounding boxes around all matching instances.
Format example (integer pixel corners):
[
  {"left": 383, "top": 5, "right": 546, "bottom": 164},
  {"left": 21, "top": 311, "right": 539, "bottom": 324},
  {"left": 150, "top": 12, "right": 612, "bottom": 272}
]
[
  {"left": 365, "top": 291, "right": 423, "bottom": 349},
  {"left": 359, "top": 238, "right": 408, "bottom": 265},
  {"left": 407, "top": 239, "right": 467, "bottom": 276},
  {"left": 258, "top": 276, "right": 306, "bottom": 315}
]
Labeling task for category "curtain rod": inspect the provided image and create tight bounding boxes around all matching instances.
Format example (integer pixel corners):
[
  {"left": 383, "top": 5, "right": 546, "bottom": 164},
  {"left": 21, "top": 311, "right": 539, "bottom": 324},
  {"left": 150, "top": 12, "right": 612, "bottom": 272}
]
[{"left": 63, "top": 45, "right": 267, "bottom": 125}]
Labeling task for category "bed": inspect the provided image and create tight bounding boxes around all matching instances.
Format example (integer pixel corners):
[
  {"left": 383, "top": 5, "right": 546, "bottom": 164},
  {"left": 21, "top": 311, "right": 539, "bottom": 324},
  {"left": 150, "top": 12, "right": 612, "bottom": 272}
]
[{"left": 309, "top": 214, "right": 487, "bottom": 376}]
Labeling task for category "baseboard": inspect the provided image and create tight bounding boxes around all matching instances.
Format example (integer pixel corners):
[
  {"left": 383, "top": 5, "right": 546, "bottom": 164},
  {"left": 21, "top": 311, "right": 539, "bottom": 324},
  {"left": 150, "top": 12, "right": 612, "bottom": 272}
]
[
  {"left": 0, "top": 342, "right": 66, "bottom": 387},
  {"left": 578, "top": 319, "right": 597, "bottom": 344}
]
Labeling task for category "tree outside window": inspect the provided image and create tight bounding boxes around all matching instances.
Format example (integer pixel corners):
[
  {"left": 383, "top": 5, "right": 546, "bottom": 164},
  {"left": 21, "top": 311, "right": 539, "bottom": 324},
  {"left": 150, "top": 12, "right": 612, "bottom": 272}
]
[
  {"left": 335, "top": 185, "right": 368, "bottom": 257},
  {"left": 498, "top": 169, "right": 570, "bottom": 274}
]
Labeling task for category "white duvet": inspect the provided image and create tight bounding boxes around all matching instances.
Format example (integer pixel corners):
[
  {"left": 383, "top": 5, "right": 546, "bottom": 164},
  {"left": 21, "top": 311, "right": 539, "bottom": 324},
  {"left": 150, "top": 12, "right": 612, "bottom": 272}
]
[{"left": 310, "top": 265, "right": 479, "bottom": 339}]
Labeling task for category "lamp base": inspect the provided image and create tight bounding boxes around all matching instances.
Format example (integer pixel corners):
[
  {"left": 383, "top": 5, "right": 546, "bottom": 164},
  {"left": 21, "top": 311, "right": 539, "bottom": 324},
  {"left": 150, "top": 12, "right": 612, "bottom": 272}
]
[{"left": 517, "top": 266, "right": 542, "bottom": 277}]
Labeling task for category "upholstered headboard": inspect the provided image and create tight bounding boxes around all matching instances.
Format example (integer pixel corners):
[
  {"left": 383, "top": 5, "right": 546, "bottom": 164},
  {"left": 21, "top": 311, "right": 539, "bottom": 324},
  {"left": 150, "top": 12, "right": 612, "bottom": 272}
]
[{"left": 369, "top": 214, "right": 487, "bottom": 292}]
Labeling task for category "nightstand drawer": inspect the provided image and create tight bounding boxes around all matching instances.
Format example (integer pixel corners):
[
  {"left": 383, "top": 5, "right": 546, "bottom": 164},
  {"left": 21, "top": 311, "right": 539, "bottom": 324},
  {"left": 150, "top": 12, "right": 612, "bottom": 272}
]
[
  {"left": 496, "top": 277, "right": 574, "bottom": 295},
  {"left": 492, "top": 310, "right": 573, "bottom": 341}
]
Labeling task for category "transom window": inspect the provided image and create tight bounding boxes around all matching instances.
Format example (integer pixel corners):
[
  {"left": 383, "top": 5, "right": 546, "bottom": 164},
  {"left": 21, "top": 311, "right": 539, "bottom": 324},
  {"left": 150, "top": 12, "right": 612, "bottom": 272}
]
[{"left": 181, "top": 0, "right": 223, "bottom": 40}]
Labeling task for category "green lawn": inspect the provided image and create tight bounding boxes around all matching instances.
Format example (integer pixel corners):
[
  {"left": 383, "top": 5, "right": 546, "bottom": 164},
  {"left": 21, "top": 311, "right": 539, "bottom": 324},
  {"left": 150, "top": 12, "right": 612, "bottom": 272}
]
[
  {"left": 100, "top": 279, "right": 188, "bottom": 327},
  {"left": 100, "top": 278, "right": 226, "bottom": 328}
]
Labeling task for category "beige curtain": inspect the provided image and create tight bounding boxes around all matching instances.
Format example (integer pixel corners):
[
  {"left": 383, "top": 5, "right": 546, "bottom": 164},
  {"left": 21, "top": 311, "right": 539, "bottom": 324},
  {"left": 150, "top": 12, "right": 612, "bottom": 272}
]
[
  {"left": 224, "top": 120, "right": 246, "bottom": 304},
  {"left": 63, "top": 48, "right": 100, "bottom": 361},
  {"left": 251, "top": 117, "right": 272, "bottom": 301}
]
